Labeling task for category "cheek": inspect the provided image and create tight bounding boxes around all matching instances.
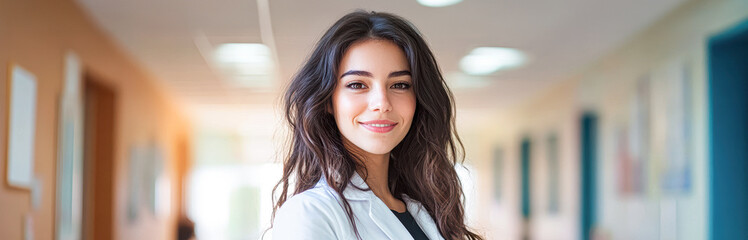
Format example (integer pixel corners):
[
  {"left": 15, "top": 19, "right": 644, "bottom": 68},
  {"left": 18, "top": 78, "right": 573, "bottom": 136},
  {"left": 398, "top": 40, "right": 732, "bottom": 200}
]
[
  {"left": 332, "top": 93, "right": 362, "bottom": 123},
  {"left": 397, "top": 94, "right": 417, "bottom": 123}
]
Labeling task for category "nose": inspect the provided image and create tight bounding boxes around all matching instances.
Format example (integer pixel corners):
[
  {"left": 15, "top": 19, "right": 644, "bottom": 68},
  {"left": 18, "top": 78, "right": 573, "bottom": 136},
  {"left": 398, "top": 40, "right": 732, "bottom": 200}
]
[{"left": 369, "top": 86, "right": 392, "bottom": 113}]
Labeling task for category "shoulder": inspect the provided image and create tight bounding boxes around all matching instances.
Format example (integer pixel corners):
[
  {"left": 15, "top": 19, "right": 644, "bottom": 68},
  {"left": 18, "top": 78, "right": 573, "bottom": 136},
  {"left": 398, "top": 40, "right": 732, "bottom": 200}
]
[
  {"left": 278, "top": 185, "right": 341, "bottom": 216},
  {"left": 401, "top": 194, "right": 433, "bottom": 217},
  {"left": 401, "top": 194, "right": 445, "bottom": 240},
  {"left": 272, "top": 185, "right": 345, "bottom": 239},
  {"left": 401, "top": 194, "right": 422, "bottom": 209}
]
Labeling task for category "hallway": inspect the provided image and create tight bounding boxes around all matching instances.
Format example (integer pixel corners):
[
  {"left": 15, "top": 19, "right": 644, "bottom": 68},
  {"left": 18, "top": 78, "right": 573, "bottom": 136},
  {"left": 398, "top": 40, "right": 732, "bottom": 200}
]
[{"left": 1, "top": 0, "right": 747, "bottom": 239}]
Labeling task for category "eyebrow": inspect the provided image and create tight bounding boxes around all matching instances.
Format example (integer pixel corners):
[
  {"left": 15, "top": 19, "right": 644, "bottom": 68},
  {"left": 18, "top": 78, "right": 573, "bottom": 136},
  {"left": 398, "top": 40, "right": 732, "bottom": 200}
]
[
  {"left": 388, "top": 70, "right": 412, "bottom": 78},
  {"left": 340, "top": 70, "right": 412, "bottom": 79}
]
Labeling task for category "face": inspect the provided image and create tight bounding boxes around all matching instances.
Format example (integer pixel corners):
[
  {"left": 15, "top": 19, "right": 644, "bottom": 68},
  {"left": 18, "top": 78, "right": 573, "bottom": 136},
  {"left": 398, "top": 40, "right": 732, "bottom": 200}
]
[{"left": 332, "top": 39, "right": 416, "bottom": 157}]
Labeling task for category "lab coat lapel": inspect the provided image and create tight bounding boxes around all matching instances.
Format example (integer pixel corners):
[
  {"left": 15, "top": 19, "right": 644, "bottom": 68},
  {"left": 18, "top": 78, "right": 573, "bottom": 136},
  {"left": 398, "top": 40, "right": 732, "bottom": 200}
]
[
  {"left": 368, "top": 194, "right": 414, "bottom": 240},
  {"left": 404, "top": 196, "right": 445, "bottom": 240},
  {"left": 345, "top": 173, "right": 413, "bottom": 239}
]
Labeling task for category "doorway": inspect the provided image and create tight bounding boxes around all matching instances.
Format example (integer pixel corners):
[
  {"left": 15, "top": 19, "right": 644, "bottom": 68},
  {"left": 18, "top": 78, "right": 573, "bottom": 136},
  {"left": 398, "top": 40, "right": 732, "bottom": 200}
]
[
  {"left": 580, "top": 112, "right": 598, "bottom": 240},
  {"left": 81, "top": 74, "right": 117, "bottom": 240},
  {"left": 708, "top": 18, "right": 748, "bottom": 239},
  {"left": 520, "top": 137, "right": 532, "bottom": 240}
]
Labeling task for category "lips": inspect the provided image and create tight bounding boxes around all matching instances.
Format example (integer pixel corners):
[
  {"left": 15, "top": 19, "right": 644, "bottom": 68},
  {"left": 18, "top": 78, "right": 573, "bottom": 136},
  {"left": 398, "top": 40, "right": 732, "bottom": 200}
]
[{"left": 359, "top": 120, "right": 398, "bottom": 133}]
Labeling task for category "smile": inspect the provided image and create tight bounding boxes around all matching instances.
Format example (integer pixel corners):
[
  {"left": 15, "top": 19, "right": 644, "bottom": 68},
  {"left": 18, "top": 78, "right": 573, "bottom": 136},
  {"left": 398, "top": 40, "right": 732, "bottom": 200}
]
[{"left": 359, "top": 120, "right": 398, "bottom": 133}]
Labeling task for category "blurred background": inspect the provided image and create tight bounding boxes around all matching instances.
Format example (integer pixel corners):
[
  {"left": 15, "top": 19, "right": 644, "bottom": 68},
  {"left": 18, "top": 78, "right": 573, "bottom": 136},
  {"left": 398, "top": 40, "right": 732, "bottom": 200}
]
[{"left": 1, "top": 0, "right": 747, "bottom": 239}]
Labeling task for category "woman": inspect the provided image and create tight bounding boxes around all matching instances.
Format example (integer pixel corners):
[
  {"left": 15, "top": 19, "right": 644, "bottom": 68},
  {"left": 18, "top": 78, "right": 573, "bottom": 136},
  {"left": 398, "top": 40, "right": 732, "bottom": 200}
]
[{"left": 270, "top": 10, "right": 483, "bottom": 240}]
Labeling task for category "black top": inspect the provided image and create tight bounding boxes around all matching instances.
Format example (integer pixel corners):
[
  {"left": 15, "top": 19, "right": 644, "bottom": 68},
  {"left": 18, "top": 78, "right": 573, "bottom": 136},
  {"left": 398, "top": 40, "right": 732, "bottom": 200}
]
[{"left": 391, "top": 209, "right": 430, "bottom": 240}]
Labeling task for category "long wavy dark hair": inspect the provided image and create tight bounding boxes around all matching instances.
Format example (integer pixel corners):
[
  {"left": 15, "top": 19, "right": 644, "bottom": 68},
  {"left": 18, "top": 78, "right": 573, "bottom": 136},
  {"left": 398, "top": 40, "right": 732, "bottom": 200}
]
[{"left": 270, "top": 10, "right": 483, "bottom": 240}]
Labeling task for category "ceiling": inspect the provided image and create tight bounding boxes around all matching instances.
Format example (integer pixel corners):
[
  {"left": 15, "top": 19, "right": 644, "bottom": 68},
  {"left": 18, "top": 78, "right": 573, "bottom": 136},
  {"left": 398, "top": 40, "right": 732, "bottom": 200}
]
[{"left": 75, "top": 0, "right": 687, "bottom": 130}]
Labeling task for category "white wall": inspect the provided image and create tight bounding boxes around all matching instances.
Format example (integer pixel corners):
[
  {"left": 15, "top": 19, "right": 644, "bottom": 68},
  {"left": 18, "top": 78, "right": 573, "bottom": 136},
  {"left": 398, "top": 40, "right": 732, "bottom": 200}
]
[
  {"left": 579, "top": 0, "right": 747, "bottom": 239},
  {"left": 463, "top": 0, "right": 748, "bottom": 239}
]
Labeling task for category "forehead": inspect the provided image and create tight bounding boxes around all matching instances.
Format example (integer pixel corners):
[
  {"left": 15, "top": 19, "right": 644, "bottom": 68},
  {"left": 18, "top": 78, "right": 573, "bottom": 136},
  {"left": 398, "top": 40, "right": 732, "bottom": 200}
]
[{"left": 338, "top": 39, "right": 410, "bottom": 76}]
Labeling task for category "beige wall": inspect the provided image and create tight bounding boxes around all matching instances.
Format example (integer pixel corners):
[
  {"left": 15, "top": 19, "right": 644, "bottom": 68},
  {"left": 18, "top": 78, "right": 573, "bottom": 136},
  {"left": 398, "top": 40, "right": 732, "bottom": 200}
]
[
  {"left": 461, "top": 78, "right": 582, "bottom": 240},
  {"left": 579, "top": 0, "right": 746, "bottom": 239},
  {"left": 0, "top": 0, "right": 191, "bottom": 239}
]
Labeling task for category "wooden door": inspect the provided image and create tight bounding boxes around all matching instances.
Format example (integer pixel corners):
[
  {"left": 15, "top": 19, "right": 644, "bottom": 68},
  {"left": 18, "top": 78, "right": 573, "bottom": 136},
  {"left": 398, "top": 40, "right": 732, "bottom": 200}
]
[{"left": 81, "top": 75, "right": 116, "bottom": 240}]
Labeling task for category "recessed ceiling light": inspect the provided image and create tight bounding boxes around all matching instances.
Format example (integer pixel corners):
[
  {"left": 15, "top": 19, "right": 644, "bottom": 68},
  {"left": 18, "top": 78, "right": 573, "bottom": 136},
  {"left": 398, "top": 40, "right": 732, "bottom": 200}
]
[
  {"left": 417, "top": 0, "right": 462, "bottom": 7},
  {"left": 214, "top": 43, "right": 273, "bottom": 75},
  {"left": 213, "top": 43, "right": 274, "bottom": 88},
  {"left": 460, "top": 47, "right": 525, "bottom": 75}
]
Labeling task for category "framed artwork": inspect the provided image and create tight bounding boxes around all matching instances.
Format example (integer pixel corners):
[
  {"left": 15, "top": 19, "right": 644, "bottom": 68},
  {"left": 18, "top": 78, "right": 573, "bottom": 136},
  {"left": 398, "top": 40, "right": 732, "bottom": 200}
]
[
  {"left": 616, "top": 74, "right": 652, "bottom": 196},
  {"left": 546, "top": 133, "right": 560, "bottom": 214},
  {"left": 5, "top": 63, "right": 38, "bottom": 191},
  {"left": 55, "top": 52, "right": 84, "bottom": 240},
  {"left": 615, "top": 123, "right": 636, "bottom": 195},
  {"left": 627, "top": 74, "right": 651, "bottom": 195},
  {"left": 147, "top": 144, "right": 165, "bottom": 216},
  {"left": 126, "top": 145, "right": 144, "bottom": 223},
  {"left": 492, "top": 146, "right": 503, "bottom": 202},
  {"left": 127, "top": 141, "right": 167, "bottom": 223},
  {"left": 660, "top": 61, "right": 693, "bottom": 193}
]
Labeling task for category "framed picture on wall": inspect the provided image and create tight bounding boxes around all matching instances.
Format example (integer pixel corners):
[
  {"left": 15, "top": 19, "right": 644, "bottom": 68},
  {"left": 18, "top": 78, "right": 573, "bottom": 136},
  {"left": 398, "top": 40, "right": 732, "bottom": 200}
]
[
  {"left": 492, "top": 146, "right": 503, "bottom": 203},
  {"left": 624, "top": 74, "right": 651, "bottom": 196},
  {"left": 127, "top": 145, "right": 144, "bottom": 223},
  {"left": 127, "top": 141, "right": 168, "bottom": 224},
  {"left": 5, "top": 63, "right": 38, "bottom": 191},
  {"left": 546, "top": 133, "right": 560, "bottom": 214},
  {"left": 660, "top": 61, "right": 693, "bottom": 194},
  {"left": 55, "top": 52, "right": 84, "bottom": 240},
  {"left": 615, "top": 123, "right": 636, "bottom": 195}
]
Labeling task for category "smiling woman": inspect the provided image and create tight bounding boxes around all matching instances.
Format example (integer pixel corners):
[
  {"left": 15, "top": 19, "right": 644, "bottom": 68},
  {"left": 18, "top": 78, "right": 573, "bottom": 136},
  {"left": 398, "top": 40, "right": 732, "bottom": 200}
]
[
  {"left": 268, "top": 10, "right": 483, "bottom": 240},
  {"left": 333, "top": 39, "right": 416, "bottom": 157}
]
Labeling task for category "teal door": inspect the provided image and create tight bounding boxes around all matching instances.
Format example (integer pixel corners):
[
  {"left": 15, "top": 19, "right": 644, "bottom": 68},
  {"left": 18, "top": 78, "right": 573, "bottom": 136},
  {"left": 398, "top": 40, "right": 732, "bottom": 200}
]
[
  {"left": 580, "top": 112, "right": 598, "bottom": 240},
  {"left": 708, "top": 18, "right": 748, "bottom": 240}
]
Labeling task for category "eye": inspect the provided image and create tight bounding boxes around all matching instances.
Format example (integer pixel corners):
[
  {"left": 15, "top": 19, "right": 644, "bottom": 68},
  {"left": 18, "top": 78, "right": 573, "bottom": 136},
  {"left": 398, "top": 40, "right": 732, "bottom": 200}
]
[
  {"left": 346, "top": 82, "right": 367, "bottom": 89},
  {"left": 391, "top": 82, "right": 411, "bottom": 89}
]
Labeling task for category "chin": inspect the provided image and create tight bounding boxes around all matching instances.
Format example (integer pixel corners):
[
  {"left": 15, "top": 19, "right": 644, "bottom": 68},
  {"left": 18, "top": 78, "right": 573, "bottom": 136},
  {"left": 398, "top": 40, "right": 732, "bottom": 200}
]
[{"left": 357, "top": 143, "right": 397, "bottom": 156}]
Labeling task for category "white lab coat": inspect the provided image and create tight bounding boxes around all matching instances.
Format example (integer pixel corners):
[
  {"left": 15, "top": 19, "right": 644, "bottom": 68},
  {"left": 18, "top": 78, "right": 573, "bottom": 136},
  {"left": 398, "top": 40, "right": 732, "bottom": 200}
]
[{"left": 271, "top": 173, "right": 444, "bottom": 240}]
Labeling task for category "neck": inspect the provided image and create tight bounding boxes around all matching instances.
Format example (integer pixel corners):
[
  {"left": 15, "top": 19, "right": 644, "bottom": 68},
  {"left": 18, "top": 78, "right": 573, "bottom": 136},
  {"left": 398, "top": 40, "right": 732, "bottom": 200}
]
[
  {"left": 357, "top": 152, "right": 390, "bottom": 197},
  {"left": 343, "top": 139, "right": 405, "bottom": 212}
]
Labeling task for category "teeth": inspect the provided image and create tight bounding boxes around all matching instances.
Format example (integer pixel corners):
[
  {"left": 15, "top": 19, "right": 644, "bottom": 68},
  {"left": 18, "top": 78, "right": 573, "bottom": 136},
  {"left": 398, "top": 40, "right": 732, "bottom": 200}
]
[{"left": 368, "top": 124, "right": 393, "bottom": 127}]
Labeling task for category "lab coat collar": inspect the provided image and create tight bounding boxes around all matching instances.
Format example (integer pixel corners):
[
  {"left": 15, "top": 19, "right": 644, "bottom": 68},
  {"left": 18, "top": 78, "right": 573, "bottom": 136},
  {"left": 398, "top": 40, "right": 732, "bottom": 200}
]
[
  {"left": 317, "top": 172, "right": 445, "bottom": 240},
  {"left": 344, "top": 172, "right": 374, "bottom": 201},
  {"left": 349, "top": 173, "right": 413, "bottom": 239},
  {"left": 403, "top": 195, "right": 445, "bottom": 240},
  {"left": 314, "top": 172, "right": 370, "bottom": 201}
]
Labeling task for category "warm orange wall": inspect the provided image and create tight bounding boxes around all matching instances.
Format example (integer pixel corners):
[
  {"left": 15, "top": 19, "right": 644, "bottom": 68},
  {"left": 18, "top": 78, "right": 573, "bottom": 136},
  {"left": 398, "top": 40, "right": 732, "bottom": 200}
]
[{"left": 0, "top": 0, "right": 191, "bottom": 239}]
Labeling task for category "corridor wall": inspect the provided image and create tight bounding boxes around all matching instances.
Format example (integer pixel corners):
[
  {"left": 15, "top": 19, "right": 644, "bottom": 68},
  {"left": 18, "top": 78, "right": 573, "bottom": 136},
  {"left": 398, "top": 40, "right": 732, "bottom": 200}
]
[
  {"left": 0, "top": 0, "right": 191, "bottom": 239},
  {"left": 464, "top": 0, "right": 748, "bottom": 239}
]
